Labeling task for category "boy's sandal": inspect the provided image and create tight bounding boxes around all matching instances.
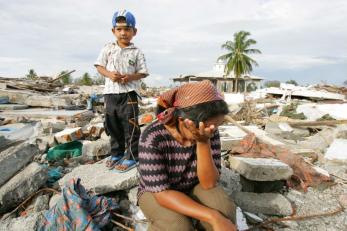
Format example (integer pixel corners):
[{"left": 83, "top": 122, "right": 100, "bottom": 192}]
[
  {"left": 113, "top": 159, "right": 138, "bottom": 173},
  {"left": 105, "top": 155, "right": 123, "bottom": 169}
]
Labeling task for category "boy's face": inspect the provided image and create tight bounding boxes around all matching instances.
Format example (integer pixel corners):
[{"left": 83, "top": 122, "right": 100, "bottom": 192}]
[{"left": 112, "top": 26, "right": 137, "bottom": 46}]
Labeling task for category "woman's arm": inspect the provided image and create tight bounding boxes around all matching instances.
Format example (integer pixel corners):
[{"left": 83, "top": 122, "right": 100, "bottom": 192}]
[{"left": 196, "top": 140, "right": 219, "bottom": 189}]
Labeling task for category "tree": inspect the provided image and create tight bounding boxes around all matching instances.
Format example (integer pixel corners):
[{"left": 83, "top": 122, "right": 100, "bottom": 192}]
[
  {"left": 286, "top": 80, "right": 298, "bottom": 86},
  {"left": 58, "top": 70, "right": 72, "bottom": 85},
  {"left": 218, "top": 31, "right": 261, "bottom": 92},
  {"left": 76, "top": 72, "right": 93, "bottom": 86},
  {"left": 264, "top": 80, "right": 281, "bottom": 88},
  {"left": 26, "top": 69, "right": 38, "bottom": 80},
  {"left": 93, "top": 73, "right": 105, "bottom": 85}
]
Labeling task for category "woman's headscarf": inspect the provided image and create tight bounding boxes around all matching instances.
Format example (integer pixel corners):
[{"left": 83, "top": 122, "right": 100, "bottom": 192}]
[{"left": 157, "top": 80, "right": 224, "bottom": 124}]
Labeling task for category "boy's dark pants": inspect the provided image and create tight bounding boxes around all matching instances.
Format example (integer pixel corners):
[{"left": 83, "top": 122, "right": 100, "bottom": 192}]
[{"left": 104, "top": 91, "right": 140, "bottom": 161}]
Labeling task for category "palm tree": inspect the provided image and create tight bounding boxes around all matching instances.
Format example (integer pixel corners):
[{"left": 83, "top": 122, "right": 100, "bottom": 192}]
[{"left": 218, "top": 31, "right": 261, "bottom": 92}]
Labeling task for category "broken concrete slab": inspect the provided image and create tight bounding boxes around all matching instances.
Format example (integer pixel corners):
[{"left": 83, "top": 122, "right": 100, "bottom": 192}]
[
  {"left": 0, "top": 212, "right": 44, "bottom": 231},
  {"left": 0, "top": 104, "right": 28, "bottom": 110},
  {"left": 86, "top": 123, "right": 104, "bottom": 138},
  {"left": 0, "top": 142, "right": 40, "bottom": 187},
  {"left": 33, "top": 194, "right": 50, "bottom": 213},
  {"left": 299, "top": 127, "right": 337, "bottom": 153},
  {"left": 0, "top": 108, "right": 92, "bottom": 121},
  {"left": 219, "top": 166, "right": 242, "bottom": 196},
  {"left": 54, "top": 127, "right": 83, "bottom": 144},
  {"left": 59, "top": 160, "right": 138, "bottom": 195},
  {"left": 41, "top": 119, "right": 66, "bottom": 134},
  {"left": 233, "top": 192, "right": 293, "bottom": 216},
  {"left": 0, "top": 162, "right": 48, "bottom": 213},
  {"left": 81, "top": 139, "right": 110, "bottom": 159},
  {"left": 324, "top": 139, "right": 347, "bottom": 163},
  {"left": 228, "top": 156, "right": 293, "bottom": 181}
]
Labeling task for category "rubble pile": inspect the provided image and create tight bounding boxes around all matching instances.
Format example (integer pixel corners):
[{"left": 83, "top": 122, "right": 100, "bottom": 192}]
[{"left": 0, "top": 79, "right": 347, "bottom": 230}]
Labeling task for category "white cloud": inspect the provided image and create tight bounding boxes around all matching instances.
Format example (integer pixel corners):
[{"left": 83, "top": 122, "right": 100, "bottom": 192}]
[{"left": 0, "top": 0, "right": 347, "bottom": 85}]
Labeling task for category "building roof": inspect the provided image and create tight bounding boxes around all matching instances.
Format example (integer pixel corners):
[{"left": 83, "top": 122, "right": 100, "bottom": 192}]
[{"left": 174, "top": 61, "right": 264, "bottom": 81}]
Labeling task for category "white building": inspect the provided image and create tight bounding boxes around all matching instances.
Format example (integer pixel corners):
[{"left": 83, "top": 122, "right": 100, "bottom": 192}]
[{"left": 173, "top": 60, "right": 263, "bottom": 92}]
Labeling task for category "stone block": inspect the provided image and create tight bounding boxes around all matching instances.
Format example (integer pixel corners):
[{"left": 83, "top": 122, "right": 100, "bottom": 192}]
[
  {"left": 0, "top": 162, "right": 48, "bottom": 213},
  {"left": 233, "top": 192, "right": 293, "bottom": 216},
  {"left": 0, "top": 212, "right": 44, "bottom": 231},
  {"left": 0, "top": 142, "right": 39, "bottom": 187},
  {"left": 59, "top": 159, "right": 138, "bottom": 195},
  {"left": 228, "top": 156, "right": 293, "bottom": 181},
  {"left": 54, "top": 127, "right": 83, "bottom": 144},
  {"left": 82, "top": 139, "right": 110, "bottom": 159}
]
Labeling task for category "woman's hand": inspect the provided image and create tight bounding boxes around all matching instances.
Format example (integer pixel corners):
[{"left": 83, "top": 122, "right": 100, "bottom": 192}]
[
  {"left": 210, "top": 211, "right": 237, "bottom": 231},
  {"left": 184, "top": 119, "right": 216, "bottom": 143}
]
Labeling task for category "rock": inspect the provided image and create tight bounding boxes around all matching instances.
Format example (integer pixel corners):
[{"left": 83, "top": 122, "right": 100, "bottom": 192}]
[
  {"left": 0, "top": 212, "right": 44, "bottom": 231},
  {"left": 338, "top": 194, "right": 347, "bottom": 209},
  {"left": 0, "top": 162, "right": 48, "bottom": 213},
  {"left": 128, "top": 187, "right": 138, "bottom": 205},
  {"left": 58, "top": 160, "right": 138, "bottom": 195},
  {"left": 233, "top": 192, "right": 293, "bottom": 216},
  {"left": 33, "top": 194, "right": 50, "bottom": 212},
  {"left": 82, "top": 139, "right": 110, "bottom": 159},
  {"left": 299, "top": 128, "right": 337, "bottom": 153},
  {"left": 243, "top": 211, "right": 264, "bottom": 224},
  {"left": 86, "top": 123, "right": 104, "bottom": 138},
  {"left": 324, "top": 139, "right": 347, "bottom": 163},
  {"left": 0, "top": 104, "right": 28, "bottom": 110},
  {"left": 220, "top": 137, "right": 242, "bottom": 151},
  {"left": 219, "top": 166, "right": 242, "bottom": 196},
  {"left": 54, "top": 127, "right": 83, "bottom": 144},
  {"left": 236, "top": 207, "right": 249, "bottom": 230},
  {"left": 49, "top": 194, "right": 61, "bottom": 208},
  {"left": 0, "top": 142, "right": 40, "bottom": 187},
  {"left": 228, "top": 156, "right": 293, "bottom": 181},
  {"left": 41, "top": 119, "right": 66, "bottom": 134}
]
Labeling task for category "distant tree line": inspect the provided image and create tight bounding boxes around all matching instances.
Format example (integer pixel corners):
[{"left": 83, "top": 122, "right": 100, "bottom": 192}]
[{"left": 25, "top": 69, "right": 105, "bottom": 85}]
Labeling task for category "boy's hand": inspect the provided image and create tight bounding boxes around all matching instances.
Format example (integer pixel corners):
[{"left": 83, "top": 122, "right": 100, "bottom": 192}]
[
  {"left": 108, "top": 71, "right": 123, "bottom": 82},
  {"left": 184, "top": 119, "right": 216, "bottom": 143},
  {"left": 120, "top": 74, "right": 132, "bottom": 84}
]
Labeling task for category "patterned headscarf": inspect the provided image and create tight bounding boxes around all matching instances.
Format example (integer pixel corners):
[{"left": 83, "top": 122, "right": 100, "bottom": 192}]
[{"left": 157, "top": 80, "right": 224, "bottom": 124}]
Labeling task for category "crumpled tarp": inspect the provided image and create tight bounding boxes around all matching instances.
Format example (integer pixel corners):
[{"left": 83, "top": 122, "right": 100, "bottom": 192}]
[
  {"left": 230, "top": 133, "right": 332, "bottom": 191},
  {"left": 47, "top": 140, "right": 82, "bottom": 161},
  {"left": 38, "top": 178, "right": 117, "bottom": 231}
]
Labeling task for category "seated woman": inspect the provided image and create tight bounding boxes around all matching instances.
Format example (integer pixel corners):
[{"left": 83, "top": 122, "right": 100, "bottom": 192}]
[{"left": 138, "top": 80, "right": 237, "bottom": 231}]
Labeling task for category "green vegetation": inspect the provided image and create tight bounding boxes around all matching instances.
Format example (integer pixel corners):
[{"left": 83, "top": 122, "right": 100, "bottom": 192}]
[
  {"left": 26, "top": 69, "right": 38, "bottom": 80},
  {"left": 264, "top": 80, "right": 281, "bottom": 88},
  {"left": 286, "top": 80, "right": 298, "bottom": 86},
  {"left": 218, "top": 31, "right": 261, "bottom": 92}
]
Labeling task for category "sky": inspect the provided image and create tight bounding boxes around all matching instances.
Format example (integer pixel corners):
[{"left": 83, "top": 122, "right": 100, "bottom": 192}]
[{"left": 0, "top": 0, "right": 346, "bottom": 87}]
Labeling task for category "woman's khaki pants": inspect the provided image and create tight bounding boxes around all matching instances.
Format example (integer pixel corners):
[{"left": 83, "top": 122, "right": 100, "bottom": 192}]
[{"left": 139, "top": 185, "right": 236, "bottom": 231}]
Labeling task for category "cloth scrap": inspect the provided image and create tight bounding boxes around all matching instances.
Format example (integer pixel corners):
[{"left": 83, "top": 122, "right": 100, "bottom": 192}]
[
  {"left": 38, "top": 178, "right": 118, "bottom": 231},
  {"left": 230, "top": 133, "right": 332, "bottom": 191}
]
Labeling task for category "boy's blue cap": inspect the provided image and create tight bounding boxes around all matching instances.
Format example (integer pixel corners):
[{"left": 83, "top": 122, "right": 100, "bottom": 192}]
[{"left": 112, "top": 10, "right": 136, "bottom": 28}]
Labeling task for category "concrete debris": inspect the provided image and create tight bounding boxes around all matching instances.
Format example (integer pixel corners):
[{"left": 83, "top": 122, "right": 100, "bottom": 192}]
[
  {"left": 0, "top": 104, "right": 28, "bottom": 110},
  {"left": 54, "top": 127, "right": 83, "bottom": 144},
  {"left": 81, "top": 139, "right": 110, "bottom": 159},
  {"left": 0, "top": 142, "right": 39, "bottom": 187},
  {"left": 33, "top": 194, "right": 50, "bottom": 213},
  {"left": 0, "top": 212, "right": 44, "bottom": 231},
  {"left": 324, "top": 138, "right": 347, "bottom": 163},
  {"left": 228, "top": 156, "right": 293, "bottom": 181},
  {"left": 58, "top": 159, "right": 138, "bottom": 195},
  {"left": 233, "top": 192, "right": 293, "bottom": 216},
  {"left": 0, "top": 162, "right": 48, "bottom": 213}
]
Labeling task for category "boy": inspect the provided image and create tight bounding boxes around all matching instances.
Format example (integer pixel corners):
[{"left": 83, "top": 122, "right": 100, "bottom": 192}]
[{"left": 94, "top": 10, "right": 148, "bottom": 172}]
